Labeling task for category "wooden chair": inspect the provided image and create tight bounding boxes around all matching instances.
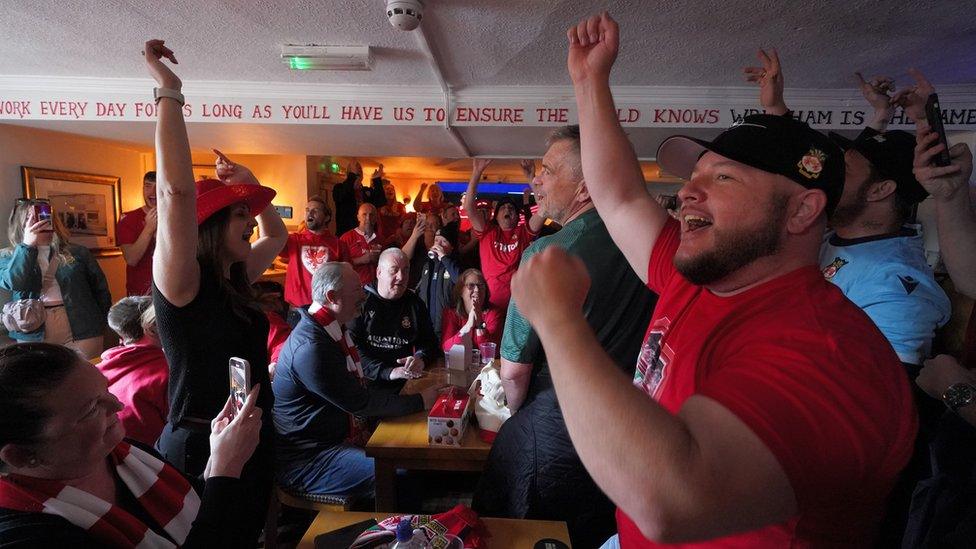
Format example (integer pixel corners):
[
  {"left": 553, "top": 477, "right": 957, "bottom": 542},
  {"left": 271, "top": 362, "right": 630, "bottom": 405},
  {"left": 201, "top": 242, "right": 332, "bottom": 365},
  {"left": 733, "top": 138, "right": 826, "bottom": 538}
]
[{"left": 264, "top": 485, "right": 354, "bottom": 548}]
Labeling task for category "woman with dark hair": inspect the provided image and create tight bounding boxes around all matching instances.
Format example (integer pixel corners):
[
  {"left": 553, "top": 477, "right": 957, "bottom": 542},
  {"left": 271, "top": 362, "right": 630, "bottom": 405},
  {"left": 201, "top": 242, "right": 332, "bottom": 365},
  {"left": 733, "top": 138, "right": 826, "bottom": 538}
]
[
  {"left": 441, "top": 268, "right": 503, "bottom": 352},
  {"left": 0, "top": 342, "right": 263, "bottom": 547},
  {"left": 144, "top": 39, "right": 287, "bottom": 545},
  {"left": 0, "top": 199, "right": 111, "bottom": 359}
]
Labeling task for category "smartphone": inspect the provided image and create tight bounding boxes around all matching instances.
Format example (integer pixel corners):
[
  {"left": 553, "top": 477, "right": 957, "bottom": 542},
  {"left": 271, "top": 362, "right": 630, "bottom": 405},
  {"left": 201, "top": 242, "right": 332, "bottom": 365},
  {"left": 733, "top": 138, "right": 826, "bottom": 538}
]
[
  {"left": 34, "top": 202, "right": 52, "bottom": 222},
  {"left": 228, "top": 357, "right": 251, "bottom": 417},
  {"left": 924, "top": 93, "right": 952, "bottom": 167}
]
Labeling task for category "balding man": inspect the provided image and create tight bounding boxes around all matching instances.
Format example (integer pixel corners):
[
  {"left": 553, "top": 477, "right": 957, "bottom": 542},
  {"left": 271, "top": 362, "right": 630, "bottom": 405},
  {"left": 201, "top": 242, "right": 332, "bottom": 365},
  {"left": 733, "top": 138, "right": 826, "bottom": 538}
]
[
  {"left": 340, "top": 203, "right": 382, "bottom": 286},
  {"left": 349, "top": 248, "right": 441, "bottom": 387}
]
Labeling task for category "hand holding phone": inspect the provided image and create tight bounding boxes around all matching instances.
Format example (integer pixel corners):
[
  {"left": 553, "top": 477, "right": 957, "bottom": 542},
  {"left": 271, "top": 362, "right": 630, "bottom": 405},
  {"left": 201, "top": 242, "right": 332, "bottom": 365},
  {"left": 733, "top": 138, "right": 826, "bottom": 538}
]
[
  {"left": 34, "top": 202, "right": 52, "bottom": 222},
  {"left": 924, "top": 94, "right": 952, "bottom": 167},
  {"left": 228, "top": 357, "right": 251, "bottom": 417}
]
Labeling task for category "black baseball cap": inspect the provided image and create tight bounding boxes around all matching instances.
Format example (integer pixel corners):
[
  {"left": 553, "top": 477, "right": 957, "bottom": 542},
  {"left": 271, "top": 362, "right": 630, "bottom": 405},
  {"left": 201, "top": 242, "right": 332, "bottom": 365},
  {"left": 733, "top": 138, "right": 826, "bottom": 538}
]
[
  {"left": 657, "top": 114, "right": 845, "bottom": 215},
  {"left": 828, "top": 129, "right": 927, "bottom": 203}
]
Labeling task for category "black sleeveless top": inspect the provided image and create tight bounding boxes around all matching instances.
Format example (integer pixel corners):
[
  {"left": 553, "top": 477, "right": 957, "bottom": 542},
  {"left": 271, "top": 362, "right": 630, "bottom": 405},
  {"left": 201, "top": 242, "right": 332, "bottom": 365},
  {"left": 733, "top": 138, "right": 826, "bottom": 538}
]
[{"left": 153, "top": 261, "right": 272, "bottom": 424}]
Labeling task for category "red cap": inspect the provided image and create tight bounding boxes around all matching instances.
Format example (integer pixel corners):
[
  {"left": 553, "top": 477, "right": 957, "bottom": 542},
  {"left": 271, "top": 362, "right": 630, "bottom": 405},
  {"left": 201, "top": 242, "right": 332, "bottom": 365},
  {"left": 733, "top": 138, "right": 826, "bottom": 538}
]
[{"left": 194, "top": 179, "right": 276, "bottom": 225}]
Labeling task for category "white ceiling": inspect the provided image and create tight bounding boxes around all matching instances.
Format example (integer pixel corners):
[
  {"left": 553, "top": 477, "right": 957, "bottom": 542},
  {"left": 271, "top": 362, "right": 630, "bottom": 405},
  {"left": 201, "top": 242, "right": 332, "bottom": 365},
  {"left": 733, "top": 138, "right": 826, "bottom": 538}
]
[{"left": 2, "top": 0, "right": 975, "bottom": 164}]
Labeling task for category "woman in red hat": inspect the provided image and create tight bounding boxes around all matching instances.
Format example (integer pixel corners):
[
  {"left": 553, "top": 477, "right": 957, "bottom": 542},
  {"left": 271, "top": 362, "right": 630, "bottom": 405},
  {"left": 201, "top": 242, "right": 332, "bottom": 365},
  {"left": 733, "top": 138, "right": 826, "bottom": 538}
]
[{"left": 143, "top": 39, "right": 287, "bottom": 546}]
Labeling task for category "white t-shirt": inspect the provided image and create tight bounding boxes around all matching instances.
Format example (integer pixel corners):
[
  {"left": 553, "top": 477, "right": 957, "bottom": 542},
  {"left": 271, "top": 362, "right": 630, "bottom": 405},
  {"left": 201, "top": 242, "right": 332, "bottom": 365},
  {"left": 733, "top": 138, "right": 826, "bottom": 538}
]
[{"left": 36, "top": 245, "right": 63, "bottom": 305}]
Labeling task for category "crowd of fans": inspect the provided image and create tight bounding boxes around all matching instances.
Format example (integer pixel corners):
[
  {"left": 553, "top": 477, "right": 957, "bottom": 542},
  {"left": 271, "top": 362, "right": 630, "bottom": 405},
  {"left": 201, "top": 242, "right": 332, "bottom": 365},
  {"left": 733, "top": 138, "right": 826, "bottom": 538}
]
[{"left": 0, "top": 14, "right": 974, "bottom": 548}]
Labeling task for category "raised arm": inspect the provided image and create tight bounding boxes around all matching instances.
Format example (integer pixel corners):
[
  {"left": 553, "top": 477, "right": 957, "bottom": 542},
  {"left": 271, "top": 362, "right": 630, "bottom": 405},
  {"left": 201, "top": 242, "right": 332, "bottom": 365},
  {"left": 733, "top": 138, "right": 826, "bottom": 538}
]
[
  {"left": 463, "top": 159, "right": 491, "bottom": 233},
  {"left": 210, "top": 150, "right": 287, "bottom": 282},
  {"left": 400, "top": 215, "right": 427, "bottom": 259},
  {"left": 855, "top": 73, "right": 896, "bottom": 132},
  {"left": 145, "top": 39, "right": 200, "bottom": 307},
  {"left": 568, "top": 13, "right": 668, "bottom": 282},
  {"left": 915, "top": 127, "right": 976, "bottom": 298},
  {"left": 412, "top": 183, "right": 428, "bottom": 211},
  {"left": 743, "top": 48, "right": 788, "bottom": 116}
]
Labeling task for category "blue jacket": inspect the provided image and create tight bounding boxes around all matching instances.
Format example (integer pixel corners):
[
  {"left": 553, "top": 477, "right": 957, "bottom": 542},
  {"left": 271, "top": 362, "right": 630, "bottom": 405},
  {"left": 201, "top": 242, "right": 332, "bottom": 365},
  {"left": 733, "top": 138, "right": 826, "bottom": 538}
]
[{"left": 0, "top": 243, "right": 112, "bottom": 341}]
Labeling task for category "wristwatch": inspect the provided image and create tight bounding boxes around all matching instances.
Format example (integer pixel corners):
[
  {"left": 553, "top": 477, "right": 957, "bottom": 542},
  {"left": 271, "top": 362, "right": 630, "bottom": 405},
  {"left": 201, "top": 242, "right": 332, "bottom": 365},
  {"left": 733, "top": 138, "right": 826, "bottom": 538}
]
[
  {"left": 942, "top": 382, "right": 976, "bottom": 412},
  {"left": 153, "top": 87, "right": 185, "bottom": 106}
]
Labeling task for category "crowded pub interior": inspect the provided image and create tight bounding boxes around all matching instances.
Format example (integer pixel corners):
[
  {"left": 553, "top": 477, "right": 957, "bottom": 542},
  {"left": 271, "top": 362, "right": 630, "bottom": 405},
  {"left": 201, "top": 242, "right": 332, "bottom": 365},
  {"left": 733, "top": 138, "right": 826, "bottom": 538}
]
[{"left": 1, "top": 1, "right": 975, "bottom": 547}]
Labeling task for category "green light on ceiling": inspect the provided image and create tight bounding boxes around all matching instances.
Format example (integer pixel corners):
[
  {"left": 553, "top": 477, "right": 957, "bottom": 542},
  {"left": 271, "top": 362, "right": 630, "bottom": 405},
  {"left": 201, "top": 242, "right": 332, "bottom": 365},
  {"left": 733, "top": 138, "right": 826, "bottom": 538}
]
[{"left": 288, "top": 57, "right": 316, "bottom": 70}]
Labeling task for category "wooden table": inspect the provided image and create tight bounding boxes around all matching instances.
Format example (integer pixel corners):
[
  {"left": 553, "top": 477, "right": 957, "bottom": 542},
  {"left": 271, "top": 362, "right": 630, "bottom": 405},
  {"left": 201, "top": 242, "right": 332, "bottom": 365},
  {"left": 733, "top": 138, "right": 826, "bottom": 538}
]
[
  {"left": 298, "top": 511, "right": 571, "bottom": 548},
  {"left": 365, "top": 371, "right": 492, "bottom": 511}
]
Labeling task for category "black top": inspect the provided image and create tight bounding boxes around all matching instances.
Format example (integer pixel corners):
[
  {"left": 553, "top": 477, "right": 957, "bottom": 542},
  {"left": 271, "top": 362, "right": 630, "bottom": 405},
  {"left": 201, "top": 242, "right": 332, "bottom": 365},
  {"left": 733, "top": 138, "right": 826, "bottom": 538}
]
[
  {"left": 272, "top": 309, "right": 423, "bottom": 452},
  {"left": 416, "top": 254, "right": 461, "bottom": 340},
  {"left": 348, "top": 287, "right": 441, "bottom": 381},
  {"left": 0, "top": 440, "right": 247, "bottom": 548},
  {"left": 333, "top": 173, "right": 388, "bottom": 236},
  {"left": 153, "top": 261, "right": 272, "bottom": 424}
]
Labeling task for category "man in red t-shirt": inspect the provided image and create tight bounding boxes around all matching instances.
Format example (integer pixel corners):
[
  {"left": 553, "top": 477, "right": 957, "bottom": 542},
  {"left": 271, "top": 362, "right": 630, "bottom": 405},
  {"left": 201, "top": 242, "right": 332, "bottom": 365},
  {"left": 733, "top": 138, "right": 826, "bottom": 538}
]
[
  {"left": 279, "top": 197, "right": 350, "bottom": 308},
  {"left": 116, "top": 171, "right": 157, "bottom": 295},
  {"left": 463, "top": 159, "right": 545, "bottom": 309},
  {"left": 340, "top": 203, "right": 382, "bottom": 287},
  {"left": 506, "top": 13, "right": 918, "bottom": 548}
]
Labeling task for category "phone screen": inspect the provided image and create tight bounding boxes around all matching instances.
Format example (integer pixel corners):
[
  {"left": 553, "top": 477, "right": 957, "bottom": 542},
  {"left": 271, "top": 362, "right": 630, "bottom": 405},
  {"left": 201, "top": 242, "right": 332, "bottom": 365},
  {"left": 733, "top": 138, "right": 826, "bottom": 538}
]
[
  {"left": 924, "top": 93, "right": 952, "bottom": 167},
  {"left": 34, "top": 203, "right": 51, "bottom": 222},
  {"left": 228, "top": 357, "right": 251, "bottom": 416}
]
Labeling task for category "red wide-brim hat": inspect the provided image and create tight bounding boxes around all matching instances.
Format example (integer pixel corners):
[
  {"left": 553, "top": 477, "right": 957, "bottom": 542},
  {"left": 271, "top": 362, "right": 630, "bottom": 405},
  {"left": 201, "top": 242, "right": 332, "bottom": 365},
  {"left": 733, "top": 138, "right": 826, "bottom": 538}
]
[{"left": 195, "top": 178, "right": 276, "bottom": 225}]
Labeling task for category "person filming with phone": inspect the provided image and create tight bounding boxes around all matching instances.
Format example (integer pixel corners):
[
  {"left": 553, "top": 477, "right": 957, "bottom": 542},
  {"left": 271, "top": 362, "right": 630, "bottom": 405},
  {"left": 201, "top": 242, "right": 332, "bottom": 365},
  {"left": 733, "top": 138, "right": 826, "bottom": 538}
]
[
  {"left": 1, "top": 199, "right": 112, "bottom": 360},
  {"left": 0, "top": 342, "right": 263, "bottom": 548}
]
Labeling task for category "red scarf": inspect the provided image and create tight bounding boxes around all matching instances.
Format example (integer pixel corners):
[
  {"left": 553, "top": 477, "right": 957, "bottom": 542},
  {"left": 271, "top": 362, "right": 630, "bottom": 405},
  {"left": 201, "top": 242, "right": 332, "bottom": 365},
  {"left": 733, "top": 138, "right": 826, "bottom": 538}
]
[
  {"left": 0, "top": 441, "right": 198, "bottom": 548},
  {"left": 310, "top": 307, "right": 370, "bottom": 446}
]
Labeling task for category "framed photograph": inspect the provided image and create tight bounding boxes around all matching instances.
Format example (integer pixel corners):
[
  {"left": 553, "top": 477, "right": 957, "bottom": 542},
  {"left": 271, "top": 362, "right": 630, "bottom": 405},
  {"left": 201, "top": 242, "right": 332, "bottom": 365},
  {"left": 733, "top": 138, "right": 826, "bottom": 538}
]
[{"left": 21, "top": 166, "right": 122, "bottom": 257}]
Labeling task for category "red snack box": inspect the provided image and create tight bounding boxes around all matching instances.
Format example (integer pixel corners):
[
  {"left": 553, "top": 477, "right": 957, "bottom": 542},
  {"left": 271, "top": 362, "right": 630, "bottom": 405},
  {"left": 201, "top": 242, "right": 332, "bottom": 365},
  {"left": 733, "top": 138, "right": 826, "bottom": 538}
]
[{"left": 427, "top": 389, "right": 471, "bottom": 447}]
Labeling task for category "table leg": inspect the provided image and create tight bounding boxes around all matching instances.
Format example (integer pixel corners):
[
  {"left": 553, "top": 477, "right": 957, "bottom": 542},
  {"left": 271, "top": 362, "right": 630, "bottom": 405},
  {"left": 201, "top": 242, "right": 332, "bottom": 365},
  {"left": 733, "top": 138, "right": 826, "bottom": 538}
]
[{"left": 374, "top": 459, "right": 397, "bottom": 512}]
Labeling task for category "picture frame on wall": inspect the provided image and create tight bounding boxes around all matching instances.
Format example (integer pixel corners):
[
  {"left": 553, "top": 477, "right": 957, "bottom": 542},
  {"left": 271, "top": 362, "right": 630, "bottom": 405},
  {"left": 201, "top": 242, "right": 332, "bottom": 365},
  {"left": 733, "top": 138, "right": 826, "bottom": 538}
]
[{"left": 21, "top": 166, "right": 122, "bottom": 257}]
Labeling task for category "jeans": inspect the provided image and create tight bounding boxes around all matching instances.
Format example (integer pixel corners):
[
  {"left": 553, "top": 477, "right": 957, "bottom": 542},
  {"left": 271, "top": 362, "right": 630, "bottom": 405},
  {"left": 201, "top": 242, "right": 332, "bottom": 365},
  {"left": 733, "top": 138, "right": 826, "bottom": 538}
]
[{"left": 277, "top": 444, "right": 375, "bottom": 497}]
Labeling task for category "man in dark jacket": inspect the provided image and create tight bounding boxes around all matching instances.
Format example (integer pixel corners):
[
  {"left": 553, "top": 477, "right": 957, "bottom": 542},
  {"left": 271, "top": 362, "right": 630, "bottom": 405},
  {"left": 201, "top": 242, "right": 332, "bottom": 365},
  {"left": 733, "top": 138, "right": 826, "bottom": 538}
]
[
  {"left": 349, "top": 248, "right": 442, "bottom": 388},
  {"left": 273, "top": 261, "right": 440, "bottom": 496},
  {"left": 417, "top": 221, "right": 462, "bottom": 341},
  {"left": 333, "top": 162, "right": 388, "bottom": 236}
]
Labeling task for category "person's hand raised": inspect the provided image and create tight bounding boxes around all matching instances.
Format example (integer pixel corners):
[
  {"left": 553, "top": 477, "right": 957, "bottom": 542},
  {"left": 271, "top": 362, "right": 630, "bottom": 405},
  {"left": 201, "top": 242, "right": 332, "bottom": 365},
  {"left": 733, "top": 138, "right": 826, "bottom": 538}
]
[
  {"left": 520, "top": 159, "right": 535, "bottom": 179},
  {"left": 142, "top": 39, "right": 181, "bottom": 91},
  {"left": 511, "top": 247, "right": 590, "bottom": 329},
  {"left": 21, "top": 207, "right": 50, "bottom": 247},
  {"left": 744, "top": 48, "right": 786, "bottom": 115},
  {"left": 891, "top": 68, "right": 936, "bottom": 125},
  {"left": 567, "top": 12, "right": 619, "bottom": 85},
  {"left": 914, "top": 127, "right": 973, "bottom": 201},
  {"left": 472, "top": 158, "right": 492, "bottom": 174},
  {"left": 855, "top": 72, "right": 895, "bottom": 113},
  {"left": 213, "top": 149, "right": 259, "bottom": 186}
]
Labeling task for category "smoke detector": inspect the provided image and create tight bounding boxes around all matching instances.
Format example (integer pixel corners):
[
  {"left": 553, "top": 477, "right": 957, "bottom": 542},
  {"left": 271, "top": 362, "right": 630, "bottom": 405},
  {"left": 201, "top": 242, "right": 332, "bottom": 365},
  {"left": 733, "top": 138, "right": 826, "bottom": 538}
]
[{"left": 386, "top": 0, "right": 424, "bottom": 31}]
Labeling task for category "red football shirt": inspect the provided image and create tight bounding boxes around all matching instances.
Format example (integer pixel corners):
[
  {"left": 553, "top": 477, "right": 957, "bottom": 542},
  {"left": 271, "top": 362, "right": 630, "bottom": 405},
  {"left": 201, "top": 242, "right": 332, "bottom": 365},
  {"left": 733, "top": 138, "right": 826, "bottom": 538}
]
[
  {"left": 474, "top": 224, "right": 538, "bottom": 310},
  {"left": 340, "top": 228, "right": 381, "bottom": 287},
  {"left": 116, "top": 208, "right": 154, "bottom": 296},
  {"left": 279, "top": 229, "right": 350, "bottom": 307},
  {"left": 617, "top": 219, "right": 917, "bottom": 548},
  {"left": 97, "top": 342, "right": 169, "bottom": 447}
]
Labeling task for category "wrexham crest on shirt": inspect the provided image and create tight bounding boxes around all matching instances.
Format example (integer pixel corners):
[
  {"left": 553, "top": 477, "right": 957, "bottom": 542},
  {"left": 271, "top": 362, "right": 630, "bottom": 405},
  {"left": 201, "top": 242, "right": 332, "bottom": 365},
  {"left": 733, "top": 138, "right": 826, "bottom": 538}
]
[
  {"left": 798, "top": 148, "right": 826, "bottom": 179},
  {"left": 401, "top": 316, "right": 412, "bottom": 329},
  {"left": 822, "top": 257, "right": 848, "bottom": 280},
  {"left": 301, "top": 245, "right": 331, "bottom": 274}
]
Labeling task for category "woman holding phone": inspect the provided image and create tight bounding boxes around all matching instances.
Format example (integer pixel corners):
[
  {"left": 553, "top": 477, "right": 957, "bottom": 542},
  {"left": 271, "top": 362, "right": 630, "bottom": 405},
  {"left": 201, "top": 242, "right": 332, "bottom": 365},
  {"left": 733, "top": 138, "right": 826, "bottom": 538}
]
[
  {"left": 0, "top": 342, "right": 263, "bottom": 548},
  {"left": 0, "top": 200, "right": 111, "bottom": 359},
  {"left": 144, "top": 38, "right": 287, "bottom": 545}
]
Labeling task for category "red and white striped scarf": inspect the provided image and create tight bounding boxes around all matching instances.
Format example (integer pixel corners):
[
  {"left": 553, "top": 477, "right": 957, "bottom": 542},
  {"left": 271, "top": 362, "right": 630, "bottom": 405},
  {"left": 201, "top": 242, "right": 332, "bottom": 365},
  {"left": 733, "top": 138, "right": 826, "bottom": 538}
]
[
  {"left": 311, "top": 306, "right": 365, "bottom": 381},
  {"left": 0, "top": 441, "right": 199, "bottom": 548},
  {"left": 310, "top": 306, "right": 371, "bottom": 445}
]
